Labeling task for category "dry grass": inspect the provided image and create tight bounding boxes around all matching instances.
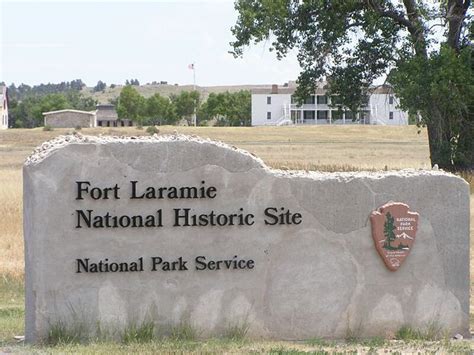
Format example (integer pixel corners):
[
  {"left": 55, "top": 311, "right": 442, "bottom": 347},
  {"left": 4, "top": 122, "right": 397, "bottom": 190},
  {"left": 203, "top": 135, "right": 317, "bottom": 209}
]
[{"left": 0, "top": 169, "right": 23, "bottom": 279}]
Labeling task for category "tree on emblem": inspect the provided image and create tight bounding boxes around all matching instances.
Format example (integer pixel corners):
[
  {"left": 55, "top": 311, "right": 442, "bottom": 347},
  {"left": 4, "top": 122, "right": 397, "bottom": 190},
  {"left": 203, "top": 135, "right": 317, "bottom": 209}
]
[{"left": 383, "top": 212, "right": 396, "bottom": 250}]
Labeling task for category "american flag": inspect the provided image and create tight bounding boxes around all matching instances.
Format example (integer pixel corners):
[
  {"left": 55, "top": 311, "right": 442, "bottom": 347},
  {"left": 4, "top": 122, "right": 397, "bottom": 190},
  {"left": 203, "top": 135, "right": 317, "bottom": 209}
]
[{"left": 188, "top": 63, "right": 194, "bottom": 70}]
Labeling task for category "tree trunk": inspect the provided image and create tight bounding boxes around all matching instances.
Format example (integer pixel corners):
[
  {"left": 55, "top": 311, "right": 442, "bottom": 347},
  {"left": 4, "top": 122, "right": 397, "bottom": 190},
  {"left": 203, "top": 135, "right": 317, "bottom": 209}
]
[
  {"left": 425, "top": 107, "right": 454, "bottom": 171},
  {"left": 454, "top": 113, "right": 474, "bottom": 170}
]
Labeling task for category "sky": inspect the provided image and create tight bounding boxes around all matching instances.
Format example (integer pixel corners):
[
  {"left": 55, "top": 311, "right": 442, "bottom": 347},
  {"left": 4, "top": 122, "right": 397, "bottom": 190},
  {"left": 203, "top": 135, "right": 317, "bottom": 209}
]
[{"left": 0, "top": 0, "right": 301, "bottom": 87}]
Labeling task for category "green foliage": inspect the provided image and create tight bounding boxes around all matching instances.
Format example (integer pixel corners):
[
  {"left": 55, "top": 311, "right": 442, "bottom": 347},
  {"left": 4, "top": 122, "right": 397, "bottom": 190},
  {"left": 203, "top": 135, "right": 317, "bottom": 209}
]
[
  {"left": 145, "top": 93, "right": 177, "bottom": 125},
  {"left": 360, "top": 336, "right": 386, "bottom": 347},
  {"left": 170, "top": 321, "right": 198, "bottom": 341},
  {"left": 43, "top": 125, "right": 53, "bottom": 131},
  {"left": 221, "top": 322, "right": 249, "bottom": 341},
  {"left": 146, "top": 125, "right": 160, "bottom": 135},
  {"left": 7, "top": 79, "right": 85, "bottom": 101},
  {"left": 305, "top": 338, "right": 333, "bottom": 347},
  {"left": 170, "top": 91, "right": 200, "bottom": 125},
  {"left": 121, "top": 321, "right": 155, "bottom": 344},
  {"left": 231, "top": 0, "right": 473, "bottom": 170},
  {"left": 126, "top": 79, "right": 140, "bottom": 86},
  {"left": 383, "top": 212, "right": 396, "bottom": 249},
  {"left": 93, "top": 80, "right": 107, "bottom": 92},
  {"left": 395, "top": 323, "right": 444, "bottom": 341},
  {"left": 9, "top": 90, "right": 97, "bottom": 128},
  {"left": 47, "top": 320, "right": 88, "bottom": 345},
  {"left": 390, "top": 46, "right": 474, "bottom": 170},
  {"left": 117, "top": 85, "right": 146, "bottom": 124},
  {"left": 198, "top": 91, "right": 251, "bottom": 126}
]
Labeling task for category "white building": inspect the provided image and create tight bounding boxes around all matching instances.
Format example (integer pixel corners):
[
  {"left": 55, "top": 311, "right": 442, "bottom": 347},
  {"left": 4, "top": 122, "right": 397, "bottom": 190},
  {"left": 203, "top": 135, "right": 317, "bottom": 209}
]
[
  {"left": 251, "top": 82, "right": 408, "bottom": 126},
  {"left": 0, "top": 86, "right": 8, "bottom": 129}
]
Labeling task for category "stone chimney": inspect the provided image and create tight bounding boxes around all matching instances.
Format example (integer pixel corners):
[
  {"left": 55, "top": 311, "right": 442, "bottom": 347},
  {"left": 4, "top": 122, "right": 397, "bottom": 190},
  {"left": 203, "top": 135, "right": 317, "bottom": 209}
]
[{"left": 271, "top": 84, "right": 278, "bottom": 94}]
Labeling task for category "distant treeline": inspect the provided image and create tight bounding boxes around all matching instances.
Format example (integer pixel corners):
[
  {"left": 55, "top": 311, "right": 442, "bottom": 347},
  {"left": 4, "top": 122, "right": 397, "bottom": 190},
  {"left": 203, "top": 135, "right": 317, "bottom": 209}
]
[
  {"left": 116, "top": 85, "right": 251, "bottom": 127},
  {"left": 3, "top": 80, "right": 250, "bottom": 128},
  {"left": 4, "top": 80, "right": 97, "bottom": 128}
]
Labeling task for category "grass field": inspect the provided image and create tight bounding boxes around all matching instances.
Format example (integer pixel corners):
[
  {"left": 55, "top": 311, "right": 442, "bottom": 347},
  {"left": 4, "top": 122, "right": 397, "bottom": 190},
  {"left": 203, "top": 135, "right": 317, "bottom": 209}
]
[{"left": 0, "top": 125, "right": 472, "bottom": 353}]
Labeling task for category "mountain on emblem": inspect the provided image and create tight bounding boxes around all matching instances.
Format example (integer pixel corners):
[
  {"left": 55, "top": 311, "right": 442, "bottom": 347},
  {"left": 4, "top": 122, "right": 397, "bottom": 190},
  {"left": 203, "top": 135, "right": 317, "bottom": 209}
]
[{"left": 370, "top": 202, "right": 419, "bottom": 271}]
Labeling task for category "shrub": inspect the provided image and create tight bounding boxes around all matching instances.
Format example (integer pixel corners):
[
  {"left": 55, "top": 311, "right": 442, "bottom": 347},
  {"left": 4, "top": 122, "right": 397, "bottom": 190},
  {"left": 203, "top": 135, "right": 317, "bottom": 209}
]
[
  {"left": 122, "top": 321, "right": 155, "bottom": 344},
  {"left": 221, "top": 322, "right": 249, "bottom": 341},
  {"left": 146, "top": 126, "right": 160, "bottom": 135},
  {"left": 170, "top": 321, "right": 198, "bottom": 341},
  {"left": 46, "top": 320, "right": 88, "bottom": 345},
  {"left": 43, "top": 125, "right": 53, "bottom": 131}
]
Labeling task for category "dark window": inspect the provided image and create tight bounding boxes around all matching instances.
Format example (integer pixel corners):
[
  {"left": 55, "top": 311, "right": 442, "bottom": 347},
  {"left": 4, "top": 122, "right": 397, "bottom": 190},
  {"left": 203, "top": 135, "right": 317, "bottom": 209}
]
[
  {"left": 389, "top": 112, "right": 394, "bottom": 120},
  {"left": 389, "top": 96, "right": 394, "bottom": 105},
  {"left": 317, "top": 95, "right": 328, "bottom": 105},
  {"left": 267, "top": 112, "right": 272, "bottom": 120},
  {"left": 106, "top": 121, "right": 110, "bottom": 127},
  {"left": 98, "top": 121, "right": 102, "bottom": 127},
  {"left": 267, "top": 96, "right": 271, "bottom": 104},
  {"left": 304, "top": 95, "right": 315, "bottom": 105},
  {"left": 317, "top": 110, "right": 328, "bottom": 120},
  {"left": 128, "top": 120, "right": 133, "bottom": 127},
  {"left": 303, "top": 111, "right": 315, "bottom": 120},
  {"left": 291, "top": 111, "right": 301, "bottom": 121}
]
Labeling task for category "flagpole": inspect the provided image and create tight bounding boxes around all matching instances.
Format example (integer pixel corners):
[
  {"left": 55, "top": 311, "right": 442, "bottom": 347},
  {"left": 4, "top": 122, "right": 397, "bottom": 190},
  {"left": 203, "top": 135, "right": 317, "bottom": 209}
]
[{"left": 193, "top": 63, "right": 196, "bottom": 127}]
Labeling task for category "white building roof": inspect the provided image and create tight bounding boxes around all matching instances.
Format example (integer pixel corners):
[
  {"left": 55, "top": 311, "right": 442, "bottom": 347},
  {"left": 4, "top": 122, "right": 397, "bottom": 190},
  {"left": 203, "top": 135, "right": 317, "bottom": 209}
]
[{"left": 43, "top": 109, "right": 96, "bottom": 116}]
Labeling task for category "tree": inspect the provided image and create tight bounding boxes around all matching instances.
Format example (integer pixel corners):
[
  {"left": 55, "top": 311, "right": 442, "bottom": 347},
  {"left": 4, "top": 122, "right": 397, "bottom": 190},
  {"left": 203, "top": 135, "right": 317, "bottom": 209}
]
[
  {"left": 231, "top": 0, "right": 473, "bottom": 170},
  {"left": 145, "top": 93, "right": 177, "bottom": 125},
  {"left": 225, "top": 90, "right": 251, "bottom": 126},
  {"left": 383, "top": 212, "right": 396, "bottom": 250},
  {"left": 116, "top": 85, "right": 146, "bottom": 124},
  {"left": 11, "top": 94, "right": 68, "bottom": 128},
  {"left": 93, "top": 80, "right": 107, "bottom": 92},
  {"left": 199, "top": 91, "right": 251, "bottom": 126},
  {"left": 65, "top": 91, "right": 98, "bottom": 111},
  {"left": 170, "top": 91, "right": 200, "bottom": 125}
]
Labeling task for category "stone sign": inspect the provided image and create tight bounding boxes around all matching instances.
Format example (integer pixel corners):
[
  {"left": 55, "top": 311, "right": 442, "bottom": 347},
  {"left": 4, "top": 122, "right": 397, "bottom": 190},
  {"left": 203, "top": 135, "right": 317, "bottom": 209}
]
[
  {"left": 23, "top": 134, "right": 470, "bottom": 342},
  {"left": 370, "top": 202, "right": 419, "bottom": 271}
]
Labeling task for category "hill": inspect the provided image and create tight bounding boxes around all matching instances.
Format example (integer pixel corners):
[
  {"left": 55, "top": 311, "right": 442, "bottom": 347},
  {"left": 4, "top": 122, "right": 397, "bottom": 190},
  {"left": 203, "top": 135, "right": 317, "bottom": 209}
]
[{"left": 81, "top": 83, "right": 271, "bottom": 104}]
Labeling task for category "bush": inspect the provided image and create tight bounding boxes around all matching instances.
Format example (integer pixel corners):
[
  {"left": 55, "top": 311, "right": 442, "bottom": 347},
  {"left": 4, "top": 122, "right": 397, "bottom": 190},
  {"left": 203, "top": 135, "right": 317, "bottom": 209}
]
[
  {"left": 43, "top": 125, "right": 53, "bottom": 131},
  {"left": 74, "top": 125, "right": 82, "bottom": 131},
  {"left": 146, "top": 126, "right": 159, "bottom": 135}
]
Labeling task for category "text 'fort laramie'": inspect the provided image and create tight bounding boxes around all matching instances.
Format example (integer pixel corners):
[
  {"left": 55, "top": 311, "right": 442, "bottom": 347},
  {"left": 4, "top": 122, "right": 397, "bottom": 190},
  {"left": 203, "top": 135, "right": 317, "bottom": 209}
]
[{"left": 74, "top": 180, "right": 303, "bottom": 229}]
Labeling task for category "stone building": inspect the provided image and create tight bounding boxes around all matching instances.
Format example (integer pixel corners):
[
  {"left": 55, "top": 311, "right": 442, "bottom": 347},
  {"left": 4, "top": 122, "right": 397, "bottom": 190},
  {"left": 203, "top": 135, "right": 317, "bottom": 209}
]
[
  {"left": 96, "top": 104, "right": 133, "bottom": 127},
  {"left": 43, "top": 109, "right": 96, "bottom": 128}
]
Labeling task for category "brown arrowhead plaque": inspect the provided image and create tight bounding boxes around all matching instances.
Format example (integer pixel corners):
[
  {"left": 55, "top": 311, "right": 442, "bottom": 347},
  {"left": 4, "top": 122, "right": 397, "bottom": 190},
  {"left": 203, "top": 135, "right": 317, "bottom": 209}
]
[{"left": 370, "top": 202, "right": 419, "bottom": 271}]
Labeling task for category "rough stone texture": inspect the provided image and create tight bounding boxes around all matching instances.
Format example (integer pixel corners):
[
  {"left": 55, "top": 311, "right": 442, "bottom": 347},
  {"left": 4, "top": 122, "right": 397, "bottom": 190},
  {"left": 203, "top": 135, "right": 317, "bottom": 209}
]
[
  {"left": 24, "top": 134, "right": 470, "bottom": 343},
  {"left": 44, "top": 111, "right": 95, "bottom": 128}
]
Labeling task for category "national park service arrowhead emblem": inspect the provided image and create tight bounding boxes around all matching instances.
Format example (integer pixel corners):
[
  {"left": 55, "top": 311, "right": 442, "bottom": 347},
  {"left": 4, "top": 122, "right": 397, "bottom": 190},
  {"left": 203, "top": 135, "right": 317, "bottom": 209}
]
[{"left": 370, "top": 202, "right": 419, "bottom": 271}]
